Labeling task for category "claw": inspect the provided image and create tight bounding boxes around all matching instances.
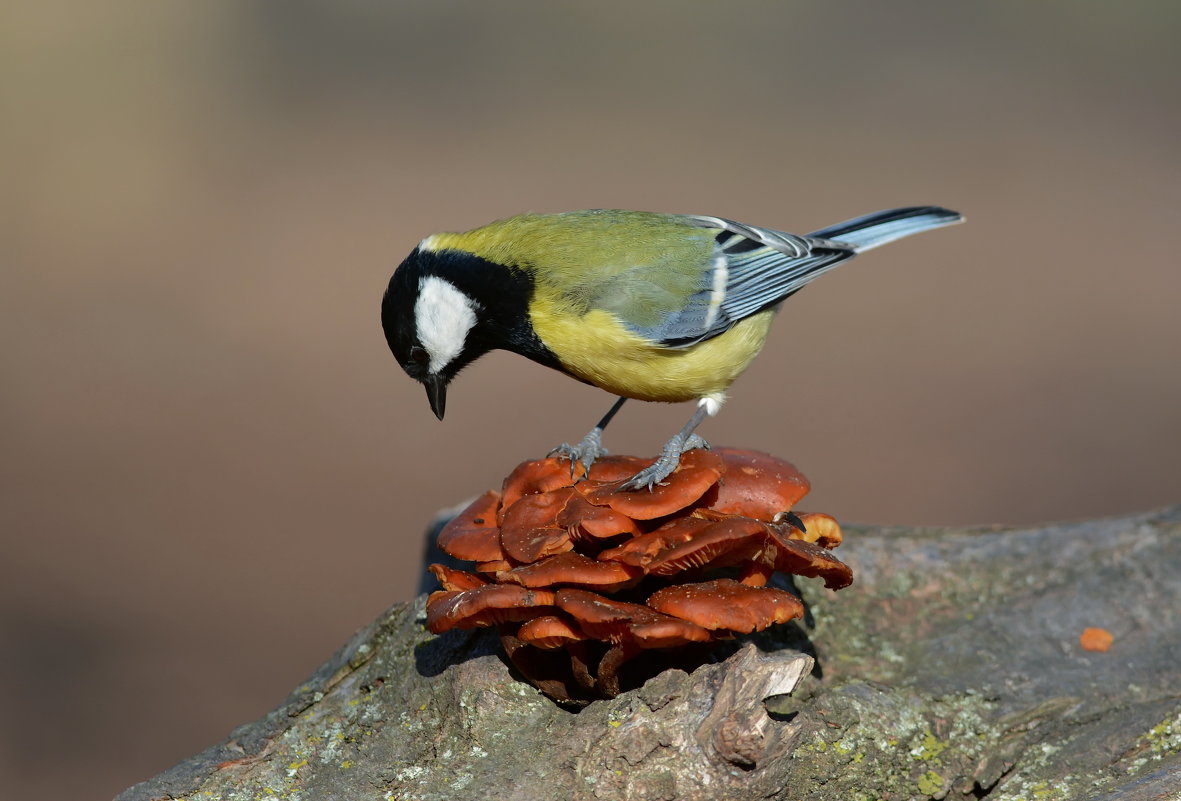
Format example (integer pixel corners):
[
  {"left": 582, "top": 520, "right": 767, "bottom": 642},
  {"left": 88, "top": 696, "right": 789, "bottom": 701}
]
[
  {"left": 618, "top": 460, "right": 674, "bottom": 492},
  {"left": 549, "top": 429, "right": 608, "bottom": 480},
  {"left": 547, "top": 443, "right": 581, "bottom": 478},
  {"left": 780, "top": 510, "right": 807, "bottom": 534},
  {"left": 616, "top": 401, "right": 717, "bottom": 491},
  {"left": 618, "top": 432, "right": 711, "bottom": 492}
]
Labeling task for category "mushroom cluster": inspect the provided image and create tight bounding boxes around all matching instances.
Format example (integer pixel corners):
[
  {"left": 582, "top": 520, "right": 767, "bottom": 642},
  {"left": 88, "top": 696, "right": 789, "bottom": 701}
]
[{"left": 426, "top": 447, "right": 852, "bottom": 701}]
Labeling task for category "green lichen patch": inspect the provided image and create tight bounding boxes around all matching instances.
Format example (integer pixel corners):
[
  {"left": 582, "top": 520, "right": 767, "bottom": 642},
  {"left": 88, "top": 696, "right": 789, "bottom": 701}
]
[
  {"left": 781, "top": 681, "right": 1003, "bottom": 798},
  {"left": 1144, "top": 708, "right": 1181, "bottom": 755},
  {"left": 915, "top": 769, "right": 944, "bottom": 796}
]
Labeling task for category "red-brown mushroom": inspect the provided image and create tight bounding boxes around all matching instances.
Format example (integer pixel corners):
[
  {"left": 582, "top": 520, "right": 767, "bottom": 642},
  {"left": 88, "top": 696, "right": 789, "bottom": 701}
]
[
  {"left": 791, "top": 512, "right": 843, "bottom": 548},
  {"left": 596, "top": 516, "right": 716, "bottom": 568},
  {"left": 498, "top": 488, "right": 577, "bottom": 563},
  {"left": 517, "top": 615, "right": 586, "bottom": 649},
  {"left": 426, "top": 447, "right": 853, "bottom": 702},
  {"left": 499, "top": 630, "right": 588, "bottom": 703},
  {"left": 579, "top": 455, "right": 655, "bottom": 483},
  {"left": 556, "top": 493, "right": 642, "bottom": 540},
  {"left": 642, "top": 517, "right": 771, "bottom": 576},
  {"left": 496, "top": 552, "right": 641, "bottom": 592},
  {"left": 428, "top": 564, "right": 488, "bottom": 591},
  {"left": 473, "top": 558, "right": 515, "bottom": 574},
  {"left": 647, "top": 578, "right": 804, "bottom": 633},
  {"left": 581, "top": 449, "right": 725, "bottom": 519},
  {"left": 764, "top": 527, "right": 854, "bottom": 589},
  {"left": 555, "top": 588, "right": 712, "bottom": 696},
  {"left": 709, "top": 448, "right": 811, "bottom": 520},
  {"left": 426, "top": 585, "right": 557, "bottom": 633},
  {"left": 500, "top": 457, "right": 577, "bottom": 515},
  {"left": 436, "top": 491, "right": 507, "bottom": 563}
]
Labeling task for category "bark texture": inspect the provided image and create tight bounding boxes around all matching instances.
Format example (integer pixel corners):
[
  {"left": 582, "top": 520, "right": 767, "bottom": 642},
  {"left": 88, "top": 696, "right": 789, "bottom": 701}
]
[{"left": 118, "top": 506, "right": 1181, "bottom": 801}]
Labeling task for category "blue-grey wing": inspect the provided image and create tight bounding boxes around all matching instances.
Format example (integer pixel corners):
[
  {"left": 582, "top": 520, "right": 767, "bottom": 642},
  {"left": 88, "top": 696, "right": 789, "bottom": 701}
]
[
  {"left": 637, "top": 206, "right": 962, "bottom": 348},
  {"left": 635, "top": 216, "right": 854, "bottom": 347}
]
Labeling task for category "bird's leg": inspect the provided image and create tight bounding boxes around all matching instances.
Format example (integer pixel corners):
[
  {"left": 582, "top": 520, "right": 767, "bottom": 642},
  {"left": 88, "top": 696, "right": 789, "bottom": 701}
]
[
  {"left": 619, "top": 396, "right": 719, "bottom": 492},
  {"left": 549, "top": 396, "right": 628, "bottom": 479}
]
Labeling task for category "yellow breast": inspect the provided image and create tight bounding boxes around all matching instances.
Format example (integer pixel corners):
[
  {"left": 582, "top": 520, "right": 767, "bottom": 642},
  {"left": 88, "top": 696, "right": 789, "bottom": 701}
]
[{"left": 528, "top": 299, "right": 776, "bottom": 403}]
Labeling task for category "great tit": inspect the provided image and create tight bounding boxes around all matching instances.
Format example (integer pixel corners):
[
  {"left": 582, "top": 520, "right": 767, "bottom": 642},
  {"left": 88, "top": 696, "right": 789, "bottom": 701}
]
[{"left": 381, "top": 206, "right": 962, "bottom": 490}]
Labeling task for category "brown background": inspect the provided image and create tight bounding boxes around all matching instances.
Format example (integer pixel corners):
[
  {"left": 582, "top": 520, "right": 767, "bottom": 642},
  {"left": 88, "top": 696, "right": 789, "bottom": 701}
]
[{"left": 3, "top": 3, "right": 1179, "bottom": 799}]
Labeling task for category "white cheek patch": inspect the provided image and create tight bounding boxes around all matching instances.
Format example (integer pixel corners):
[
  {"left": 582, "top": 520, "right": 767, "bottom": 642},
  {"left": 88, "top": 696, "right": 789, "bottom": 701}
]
[{"left": 415, "top": 276, "right": 478, "bottom": 374}]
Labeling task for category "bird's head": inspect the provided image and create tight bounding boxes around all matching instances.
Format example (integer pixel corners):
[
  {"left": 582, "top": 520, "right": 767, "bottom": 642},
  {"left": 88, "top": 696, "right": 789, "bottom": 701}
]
[{"left": 381, "top": 247, "right": 489, "bottom": 420}]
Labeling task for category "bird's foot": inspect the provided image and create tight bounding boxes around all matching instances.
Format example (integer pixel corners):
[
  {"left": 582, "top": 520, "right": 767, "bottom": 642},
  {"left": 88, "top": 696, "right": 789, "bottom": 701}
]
[
  {"left": 549, "top": 429, "right": 609, "bottom": 479},
  {"left": 618, "top": 434, "right": 710, "bottom": 492}
]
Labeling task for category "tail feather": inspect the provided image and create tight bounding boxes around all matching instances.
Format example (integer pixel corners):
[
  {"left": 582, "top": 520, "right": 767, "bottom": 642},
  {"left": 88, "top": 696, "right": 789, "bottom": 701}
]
[{"left": 808, "top": 206, "right": 963, "bottom": 253}]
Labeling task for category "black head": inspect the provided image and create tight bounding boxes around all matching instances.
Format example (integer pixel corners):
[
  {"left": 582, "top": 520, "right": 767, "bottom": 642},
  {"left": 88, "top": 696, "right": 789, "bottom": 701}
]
[
  {"left": 381, "top": 248, "right": 489, "bottom": 420},
  {"left": 382, "top": 244, "right": 563, "bottom": 420}
]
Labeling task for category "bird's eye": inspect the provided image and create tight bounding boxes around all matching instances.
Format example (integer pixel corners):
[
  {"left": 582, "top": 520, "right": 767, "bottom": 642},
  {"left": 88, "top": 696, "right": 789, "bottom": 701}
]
[{"left": 409, "top": 345, "right": 429, "bottom": 366}]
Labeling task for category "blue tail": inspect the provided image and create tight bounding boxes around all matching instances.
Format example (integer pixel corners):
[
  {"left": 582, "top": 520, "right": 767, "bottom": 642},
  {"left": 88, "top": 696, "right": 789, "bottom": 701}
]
[{"left": 809, "top": 206, "right": 963, "bottom": 253}]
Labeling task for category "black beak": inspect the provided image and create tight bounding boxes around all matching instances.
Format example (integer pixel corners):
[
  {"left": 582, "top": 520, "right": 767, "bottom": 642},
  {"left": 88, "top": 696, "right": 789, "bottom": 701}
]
[{"left": 424, "top": 375, "right": 447, "bottom": 420}]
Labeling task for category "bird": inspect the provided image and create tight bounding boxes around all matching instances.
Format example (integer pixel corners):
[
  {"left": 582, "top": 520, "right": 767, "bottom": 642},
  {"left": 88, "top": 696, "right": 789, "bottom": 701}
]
[{"left": 381, "top": 206, "right": 962, "bottom": 491}]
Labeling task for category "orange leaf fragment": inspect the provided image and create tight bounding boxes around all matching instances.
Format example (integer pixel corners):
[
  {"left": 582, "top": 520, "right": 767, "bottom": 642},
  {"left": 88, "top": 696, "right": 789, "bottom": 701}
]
[{"left": 1080, "top": 627, "right": 1114, "bottom": 652}]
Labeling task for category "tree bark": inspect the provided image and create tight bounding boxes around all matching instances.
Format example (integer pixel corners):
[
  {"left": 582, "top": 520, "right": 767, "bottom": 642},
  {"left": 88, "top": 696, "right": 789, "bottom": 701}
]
[{"left": 118, "top": 506, "right": 1181, "bottom": 801}]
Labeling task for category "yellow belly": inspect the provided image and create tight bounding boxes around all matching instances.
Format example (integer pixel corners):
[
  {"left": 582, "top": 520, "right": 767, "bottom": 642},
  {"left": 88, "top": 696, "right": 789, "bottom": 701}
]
[{"left": 528, "top": 303, "right": 776, "bottom": 402}]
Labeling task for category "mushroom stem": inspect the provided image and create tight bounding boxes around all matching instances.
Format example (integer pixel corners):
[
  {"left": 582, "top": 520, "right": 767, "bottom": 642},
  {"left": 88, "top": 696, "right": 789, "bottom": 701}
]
[
  {"left": 568, "top": 641, "right": 596, "bottom": 691},
  {"left": 597, "top": 642, "right": 641, "bottom": 698},
  {"left": 738, "top": 562, "right": 773, "bottom": 587},
  {"left": 500, "top": 631, "right": 577, "bottom": 702}
]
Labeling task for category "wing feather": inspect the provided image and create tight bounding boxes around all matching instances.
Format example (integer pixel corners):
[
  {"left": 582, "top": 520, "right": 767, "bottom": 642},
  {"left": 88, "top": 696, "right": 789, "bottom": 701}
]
[
  {"left": 610, "top": 206, "right": 961, "bottom": 348},
  {"left": 633, "top": 216, "right": 854, "bottom": 347}
]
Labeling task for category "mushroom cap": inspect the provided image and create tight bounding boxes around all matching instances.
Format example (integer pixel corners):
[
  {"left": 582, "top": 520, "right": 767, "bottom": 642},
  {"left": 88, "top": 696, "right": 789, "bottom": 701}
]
[
  {"left": 554, "top": 589, "right": 710, "bottom": 647},
  {"left": 517, "top": 615, "right": 586, "bottom": 649},
  {"left": 765, "top": 527, "right": 854, "bottom": 589},
  {"left": 474, "top": 559, "right": 515, "bottom": 574},
  {"left": 426, "top": 584, "right": 557, "bottom": 633},
  {"left": 428, "top": 564, "right": 488, "bottom": 591},
  {"left": 644, "top": 517, "right": 771, "bottom": 576},
  {"left": 597, "top": 516, "right": 715, "bottom": 568},
  {"left": 500, "top": 458, "right": 577, "bottom": 516},
  {"left": 496, "top": 552, "right": 641, "bottom": 592},
  {"left": 556, "top": 493, "right": 642, "bottom": 540},
  {"left": 437, "top": 491, "right": 507, "bottom": 563},
  {"left": 709, "top": 448, "right": 811, "bottom": 521},
  {"left": 581, "top": 455, "right": 655, "bottom": 483},
  {"left": 499, "top": 488, "right": 576, "bottom": 563},
  {"left": 791, "top": 512, "right": 843, "bottom": 548},
  {"left": 581, "top": 449, "right": 725, "bottom": 519},
  {"left": 647, "top": 578, "right": 804, "bottom": 633},
  {"left": 628, "top": 619, "right": 714, "bottom": 649}
]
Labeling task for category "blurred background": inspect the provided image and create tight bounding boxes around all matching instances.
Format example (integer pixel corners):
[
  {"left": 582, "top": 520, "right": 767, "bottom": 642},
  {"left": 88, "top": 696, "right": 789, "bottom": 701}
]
[{"left": 3, "top": 2, "right": 1179, "bottom": 798}]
